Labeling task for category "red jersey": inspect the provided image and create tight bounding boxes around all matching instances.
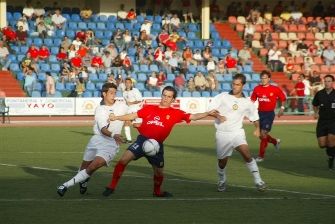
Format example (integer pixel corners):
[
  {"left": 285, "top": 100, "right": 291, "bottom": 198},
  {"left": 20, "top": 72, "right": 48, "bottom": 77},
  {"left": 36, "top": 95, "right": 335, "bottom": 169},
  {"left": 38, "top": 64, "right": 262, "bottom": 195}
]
[
  {"left": 137, "top": 105, "right": 191, "bottom": 143},
  {"left": 71, "top": 57, "right": 82, "bottom": 68},
  {"left": 28, "top": 47, "right": 39, "bottom": 59},
  {"left": 56, "top": 52, "right": 67, "bottom": 60},
  {"left": 295, "top": 82, "right": 305, "bottom": 97},
  {"left": 250, "top": 85, "right": 286, "bottom": 112},
  {"left": 38, "top": 48, "right": 50, "bottom": 58},
  {"left": 91, "top": 56, "right": 103, "bottom": 67}
]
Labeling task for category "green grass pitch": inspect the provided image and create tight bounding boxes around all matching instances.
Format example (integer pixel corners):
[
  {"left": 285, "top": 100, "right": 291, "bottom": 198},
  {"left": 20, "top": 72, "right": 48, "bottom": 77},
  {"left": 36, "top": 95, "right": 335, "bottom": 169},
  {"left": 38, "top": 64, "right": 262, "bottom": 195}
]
[{"left": 0, "top": 124, "right": 334, "bottom": 224}]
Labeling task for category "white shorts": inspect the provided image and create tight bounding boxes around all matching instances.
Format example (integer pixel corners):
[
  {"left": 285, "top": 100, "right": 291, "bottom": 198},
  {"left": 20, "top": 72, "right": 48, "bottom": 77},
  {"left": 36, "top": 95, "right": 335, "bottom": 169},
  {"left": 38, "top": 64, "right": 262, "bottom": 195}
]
[
  {"left": 215, "top": 129, "right": 247, "bottom": 159},
  {"left": 83, "top": 135, "right": 119, "bottom": 166}
]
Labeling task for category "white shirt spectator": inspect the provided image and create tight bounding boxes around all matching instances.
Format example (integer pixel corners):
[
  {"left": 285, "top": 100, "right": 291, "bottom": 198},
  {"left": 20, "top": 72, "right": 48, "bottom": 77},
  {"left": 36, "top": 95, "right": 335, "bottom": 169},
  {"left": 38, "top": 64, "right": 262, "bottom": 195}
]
[
  {"left": 170, "top": 15, "right": 181, "bottom": 28},
  {"left": 72, "top": 39, "right": 82, "bottom": 50},
  {"left": 34, "top": 7, "right": 46, "bottom": 17},
  {"left": 52, "top": 13, "right": 67, "bottom": 26},
  {"left": 140, "top": 21, "right": 152, "bottom": 35},
  {"left": 268, "top": 48, "right": 281, "bottom": 61},
  {"left": 23, "top": 6, "right": 35, "bottom": 18},
  {"left": 16, "top": 19, "right": 29, "bottom": 32}
]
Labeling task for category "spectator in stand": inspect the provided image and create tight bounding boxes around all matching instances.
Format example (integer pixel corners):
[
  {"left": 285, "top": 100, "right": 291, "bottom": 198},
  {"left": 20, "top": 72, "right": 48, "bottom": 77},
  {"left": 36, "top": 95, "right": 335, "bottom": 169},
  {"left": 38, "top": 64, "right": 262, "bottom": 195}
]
[
  {"left": 187, "top": 76, "right": 196, "bottom": 92},
  {"left": 307, "top": 18, "right": 319, "bottom": 33},
  {"left": 154, "top": 45, "right": 165, "bottom": 69},
  {"left": 16, "top": 17, "right": 29, "bottom": 32},
  {"left": 117, "top": 4, "right": 128, "bottom": 21},
  {"left": 61, "top": 36, "right": 71, "bottom": 52},
  {"left": 36, "top": 17, "right": 48, "bottom": 39},
  {"left": 322, "top": 45, "right": 335, "bottom": 66},
  {"left": 45, "top": 72, "right": 55, "bottom": 97},
  {"left": 121, "top": 52, "right": 133, "bottom": 75},
  {"left": 202, "top": 46, "right": 212, "bottom": 64},
  {"left": 126, "top": 8, "right": 136, "bottom": 21},
  {"left": 105, "top": 43, "right": 118, "bottom": 61},
  {"left": 76, "top": 30, "right": 87, "bottom": 43},
  {"left": 225, "top": 52, "right": 238, "bottom": 73},
  {"left": 139, "top": 30, "right": 151, "bottom": 48},
  {"left": 91, "top": 53, "right": 104, "bottom": 72},
  {"left": 267, "top": 45, "right": 282, "bottom": 72},
  {"left": 207, "top": 71, "right": 219, "bottom": 92},
  {"left": 167, "top": 52, "right": 180, "bottom": 73},
  {"left": 238, "top": 45, "right": 252, "bottom": 66},
  {"left": 174, "top": 73, "right": 186, "bottom": 93},
  {"left": 16, "top": 26, "right": 28, "bottom": 45},
  {"left": 284, "top": 56, "right": 295, "bottom": 77},
  {"left": 296, "top": 39, "right": 309, "bottom": 57},
  {"left": 123, "top": 30, "right": 132, "bottom": 50},
  {"left": 2, "top": 26, "right": 17, "bottom": 43},
  {"left": 210, "top": 0, "right": 221, "bottom": 21},
  {"left": 141, "top": 20, "right": 152, "bottom": 36},
  {"left": 207, "top": 57, "right": 216, "bottom": 72},
  {"left": 80, "top": 7, "right": 93, "bottom": 21},
  {"left": 244, "top": 22, "right": 255, "bottom": 47},
  {"left": 78, "top": 66, "right": 89, "bottom": 82},
  {"left": 181, "top": 0, "right": 195, "bottom": 23},
  {"left": 71, "top": 53, "right": 83, "bottom": 69},
  {"left": 27, "top": 44, "right": 40, "bottom": 62},
  {"left": 24, "top": 69, "right": 36, "bottom": 96},
  {"left": 34, "top": 1, "right": 45, "bottom": 17},
  {"left": 0, "top": 41, "right": 11, "bottom": 71},
  {"left": 157, "top": 71, "right": 166, "bottom": 91},
  {"left": 164, "top": 46, "right": 173, "bottom": 61},
  {"left": 38, "top": 45, "right": 50, "bottom": 61},
  {"left": 60, "top": 62, "right": 73, "bottom": 83},
  {"left": 102, "top": 50, "right": 112, "bottom": 74},
  {"left": 182, "top": 46, "right": 196, "bottom": 65},
  {"left": 51, "top": 9, "right": 67, "bottom": 31},
  {"left": 75, "top": 77, "right": 86, "bottom": 97},
  {"left": 260, "top": 29, "right": 274, "bottom": 49},
  {"left": 193, "top": 49, "right": 204, "bottom": 65},
  {"left": 23, "top": 1, "right": 35, "bottom": 20},
  {"left": 67, "top": 44, "right": 77, "bottom": 59},
  {"left": 216, "top": 57, "right": 226, "bottom": 74},
  {"left": 77, "top": 44, "right": 89, "bottom": 60},
  {"left": 43, "top": 12, "right": 55, "bottom": 36},
  {"left": 304, "top": 57, "right": 315, "bottom": 77},
  {"left": 194, "top": 72, "right": 208, "bottom": 91},
  {"left": 21, "top": 52, "right": 38, "bottom": 74},
  {"left": 290, "top": 74, "right": 305, "bottom": 114},
  {"left": 170, "top": 14, "right": 181, "bottom": 30},
  {"left": 309, "top": 71, "right": 323, "bottom": 96},
  {"left": 72, "top": 36, "right": 83, "bottom": 51},
  {"left": 113, "top": 29, "right": 125, "bottom": 52},
  {"left": 147, "top": 72, "right": 159, "bottom": 91},
  {"left": 288, "top": 40, "right": 300, "bottom": 57},
  {"left": 317, "top": 18, "right": 327, "bottom": 33}
]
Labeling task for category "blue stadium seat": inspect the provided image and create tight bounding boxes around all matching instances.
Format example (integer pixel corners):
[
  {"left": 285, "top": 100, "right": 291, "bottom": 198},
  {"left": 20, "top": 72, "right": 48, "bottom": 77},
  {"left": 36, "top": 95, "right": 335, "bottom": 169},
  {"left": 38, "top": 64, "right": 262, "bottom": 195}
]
[
  {"left": 66, "top": 30, "right": 75, "bottom": 38},
  {"left": 244, "top": 73, "right": 252, "bottom": 81},
  {"left": 54, "top": 91, "right": 62, "bottom": 97},
  {"left": 17, "top": 54, "right": 25, "bottom": 62},
  {"left": 135, "top": 82, "right": 145, "bottom": 91},
  {"left": 250, "top": 82, "right": 258, "bottom": 90},
  {"left": 186, "top": 73, "right": 194, "bottom": 80},
  {"left": 137, "top": 73, "right": 147, "bottom": 82},
  {"left": 97, "top": 22, "right": 106, "bottom": 30},
  {"left": 33, "top": 82, "right": 43, "bottom": 91},
  {"left": 222, "top": 40, "right": 232, "bottom": 49},
  {"left": 33, "top": 38, "right": 43, "bottom": 46},
  {"left": 56, "top": 82, "right": 65, "bottom": 91},
  {"left": 6, "top": 12, "right": 12, "bottom": 21},
  {"left": 37, "top": 73, "right": 46, "bottom": 81},
  {"left": 140, "top": 64, "right": 149, "bottom": 73},
  {"left": 83, "top": 91, "right": 93, "bottom": 97},
  {"left": 143, "top": 91, "right": 152, "bottom": 97},
  {"left": 187, "top": 32, "right": 196, "bottom": 40},
  {"left": 56, "top": 30, "right": 65, "bottom": 38},
  {"left": 68, "top": 22, "right": 77, "bottom": 30},
  {"left": 202, "top": 91, "right": 211, "bottom": 97},
  {"left": 9, "top": 63, "right": 20, "bottom": 72},
  {"left": 222, "top": 83, "right": 231, "bottom": 91},
  {"left": 212, "top": 48, "right": 220, "bottom": 57},
  {"left": 213, "top": 40, "right": 221, "bottom": 48},
  {"left": 243, "top": 65, "right": 253, "bottom": 74},
  {"left": 95, "top": 82, "right": 104, "bottom": 90},
  {"left": 188, "top": 24, "right": 198, "bottom": 32},
  {"left": 53, "top": 38, "right": 62, "bottom": 46},
  {"left": 224, "top": 74, "right": 233, "bottom": 82},
  {"left": 95, "top": 30, "right": 104, "bottom": 39},
  {"left": 31, "top": 91, "right": 41, "bottom": 97},
  {"left": 194, "top": 40, "right": 203, "bottom": 48},
  {"left": 51, "top": 47, "right": 59, "bottom": 55},
  {"left": 124, "top": 23, "right": 133, "bottom": 30},
  {"left": 116, "top": 91, "right": 123, "bottom": 97},
  {"left": 44, "top": 38, "right": 53, "bottom": 47},
  {"left": 133, "top": 64, "right": 140, "bottom": 72},
  {"left": 153, "top": 91, "right": 161, "bottom": 97},
  {"left": 243, "top": 83, "right": 250, "bottom": 91},
  {"left": 252, "top": 73, "right": 260, "bottom": 82},
  {"left": 149, "top": 64, "right": 159, "bottom": 72},
  {"left": 99, "top": 15, "right": 108, "bottom": 22},
  {"left": 188, "top": 65, "right": 196, "bottom": 73},
  {"left": 211, "top": 91, "right": 220, "bottom": 96},
  {"left": 137, "top": 15, "right": 144, "bottom": 23},
  {"left": 154, "top": 15, "right": 162, "bottom": 23},
  {"left": 98, "top": 73, "right": 107, "bottom": 81},
  {"left": 108, "top": 15, "right": 117, "bottom": 23},
  {"left": 40, "top": 63, "right": 50, "bottom": 72},
  {"left": 182, "top": 91, "right": 191, "bottom": 97},
  {"left": 146, "top": 15, "right": 154, "bottom": 21},
  {"left": 86, "top": 82, "right": 95, "bottom": 91},
  {"left": 211, "top": 32, "right": 220, "bottom": 40},
  {"left": 49, "top": 55, "right": 57, "bottom": 63},
  {"left": 78, "top": 22, "right": 87, "bottom": 30},
  {"left": 93, "top": 90, "right": 101, "bottom": 97},
  {"left": 106, "top": 23, "right": 115, "bottom": 31},
  {"left": 13, "top": 12, "right": 22, "bottom": 20},
  {"left": 197, "top": 65, "right": 207, "bottom": 73},
  {"left": 167, "top": 73, "right": 175, "bottom": 82},
  {"left": 71, "top": 14, "right": 81, "bottom": 22},
  {"left": 220, "top": 48, "right": 228, "bottom": 56},
  {"left": 16, "top": 72, "right": 25, "bottom": 80},
  {"left": 8, "top": 54, "right": 16, "bottom": 62},
  {"left": 152, "top": 23, "right": 161, "bottom": 31},
  {"left": 20, "top": 46, "right": 28, "bottom": 54},
  {"left": 89, "top": 73, "right": 99, "bottom": 82},
  {"left": 65, "top": 82, "right": 75, "bottom": 91},
  {"left": 115, "top": 22, "right": 124, "bottom": 30},
  {"left": 192, "top": 91, "right": 201, "bottom": 97},
  {"left": 10, "top": 46, "right": 19, "bottom": 54},
  {"left": 127, "top": 47, "right": 136, "bottom": 56},
  {"left": 87, "top": 22, "right": 96, "bottom": 30}
]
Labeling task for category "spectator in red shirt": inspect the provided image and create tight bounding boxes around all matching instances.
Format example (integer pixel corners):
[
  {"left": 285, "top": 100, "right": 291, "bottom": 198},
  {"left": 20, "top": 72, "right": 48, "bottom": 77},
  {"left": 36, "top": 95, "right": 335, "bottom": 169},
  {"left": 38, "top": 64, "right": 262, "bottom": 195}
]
[
  {"left": 2, "top": 26, "right": 17, "bottom": 43},
  {"left": 38, "top": 45, "right": 50, "bottom": 61},
  {"left": 103, "top": 86, "right": 220, "bottom": 197},
  {"left": 157, "top": 71, "right": 166, "bottom": 90},
  {"left": 121, "top": 53, "right": 133, "bottom": 75},
  {"left": 174, "top": 73, "right": 186, "bottom": 92},
  {"left": 76, "top": 30, "right": 86, "bottom": 43},
  {"left": 27, "top": 44, "right": 40, "bottom": 61},
  {"left": 126, "top": 8, "right": 136, "bottom": 21},
  {"left": 71, "top": 53, "right": 83, "bottom": 68},
  {"left": 250, "top": 70, "right": 287, "bottom": 162},
  {"left": 16, "top": 26, "right": 28, "bottom": 45},
  {"left": 225, "top": 52, "right": 238, "bottom": 73},
  {"left": 290, "top": 74, "right": 305, "bottom": 113},
  {"left": 56, "top": 47, "right": 68, "bottom": 61},
  {"left": 91, "top": 53, "right": 104, "bottom": 71}
]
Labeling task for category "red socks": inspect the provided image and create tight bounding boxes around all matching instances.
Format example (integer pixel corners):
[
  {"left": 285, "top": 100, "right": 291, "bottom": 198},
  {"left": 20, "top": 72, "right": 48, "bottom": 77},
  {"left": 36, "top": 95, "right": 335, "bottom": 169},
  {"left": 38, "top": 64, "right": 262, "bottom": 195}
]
[
  {"left": 259, "top": 137, "right": 268, "bottom": 158},
  {"left": 267, "top": 134, "right": 277, "bottom": 145},
  {"left": 107, "top": 162, "right": 126, "bottom": 190},
  {"left": 153, "top": 175, "right": 164, "bottom": 195}
]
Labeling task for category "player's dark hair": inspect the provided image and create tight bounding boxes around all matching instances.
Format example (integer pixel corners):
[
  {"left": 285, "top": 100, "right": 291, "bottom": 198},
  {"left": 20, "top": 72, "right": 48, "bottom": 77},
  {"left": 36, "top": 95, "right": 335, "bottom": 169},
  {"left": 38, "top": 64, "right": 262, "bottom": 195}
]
[
  {"left": 260, "top": 70, "right": 271, "bottom": 78},
  {"left": 101, "top": 82, "right": 117, "bottom": 98},
  {"left": 233, "top": 73, "right": 246, "bottom": 85},
  {"left": 324, "top": 74, "right": 335, "bottom": 81},
  {"left": 162, "top": 86, "right": 177, "bottom": 99}
]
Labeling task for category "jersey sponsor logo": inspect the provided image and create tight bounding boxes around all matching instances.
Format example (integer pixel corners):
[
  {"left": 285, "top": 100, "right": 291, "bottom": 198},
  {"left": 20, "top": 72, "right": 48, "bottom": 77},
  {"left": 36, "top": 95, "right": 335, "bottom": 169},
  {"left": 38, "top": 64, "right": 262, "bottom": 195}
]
[
  {"left": 147, "top": 116, "right": 164, "bottom": 127},
  {"left": 232, "top": 104, "right": 238, "bottom": 110},
  {"left": 258, "top": 97, "right": 270, "bottom": 102}
]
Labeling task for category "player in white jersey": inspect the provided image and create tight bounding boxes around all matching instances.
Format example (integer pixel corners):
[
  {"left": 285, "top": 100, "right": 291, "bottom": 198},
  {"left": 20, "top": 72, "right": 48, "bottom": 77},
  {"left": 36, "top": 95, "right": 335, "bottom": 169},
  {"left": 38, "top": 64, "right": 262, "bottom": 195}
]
[
  {"left": 57, "top": 83, "right": 129, "bottom": 197},
  {"left": 208, "top": 73, "right": 266, "bottom": 192},
  {"left": 122, "top": 78, "right": 143, "bottom": 143}
]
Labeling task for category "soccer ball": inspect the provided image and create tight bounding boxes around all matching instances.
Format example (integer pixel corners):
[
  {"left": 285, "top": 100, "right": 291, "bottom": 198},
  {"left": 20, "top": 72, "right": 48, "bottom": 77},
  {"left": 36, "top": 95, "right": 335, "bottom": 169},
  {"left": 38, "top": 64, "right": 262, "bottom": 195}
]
[{"left": 142, "top": 139, "right": 160, "bottom": 156}]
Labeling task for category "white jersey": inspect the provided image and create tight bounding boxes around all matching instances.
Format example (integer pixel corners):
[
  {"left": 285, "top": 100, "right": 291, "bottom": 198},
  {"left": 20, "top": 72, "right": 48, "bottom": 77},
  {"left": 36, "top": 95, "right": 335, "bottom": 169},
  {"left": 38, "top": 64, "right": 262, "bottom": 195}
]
[
  {"left": 208, "top": 92, "right": 259, "bottom": 132},
  {"left": 123, "top": 88, "right": 143, "bottom": 111},
  {"left": 93, "top": 101, "right": 129, "bottom": 137}
]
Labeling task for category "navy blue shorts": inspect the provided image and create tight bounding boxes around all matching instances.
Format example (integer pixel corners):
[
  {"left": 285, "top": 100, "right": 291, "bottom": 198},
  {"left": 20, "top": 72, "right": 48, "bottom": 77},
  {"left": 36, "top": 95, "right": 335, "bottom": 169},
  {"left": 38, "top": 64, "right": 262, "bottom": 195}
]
[
  {"left": 128, "top": 135, "right": 165, "bottom": 168},
  {"left": 259, "top": 111, "right": 275, "bottom": 131}
]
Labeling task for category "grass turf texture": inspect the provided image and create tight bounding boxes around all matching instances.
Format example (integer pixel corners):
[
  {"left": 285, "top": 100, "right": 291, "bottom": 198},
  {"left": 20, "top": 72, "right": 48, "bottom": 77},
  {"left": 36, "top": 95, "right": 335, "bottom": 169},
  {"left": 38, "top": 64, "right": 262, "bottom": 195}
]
[{"left": 0, "top": 124, "right": 334, "bottom": 224}]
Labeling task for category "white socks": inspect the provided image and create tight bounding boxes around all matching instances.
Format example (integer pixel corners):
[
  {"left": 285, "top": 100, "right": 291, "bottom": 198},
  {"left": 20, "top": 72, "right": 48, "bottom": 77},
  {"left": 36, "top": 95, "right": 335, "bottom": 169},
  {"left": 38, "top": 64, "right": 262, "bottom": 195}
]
[
  {"left": 246, "top": 158, "right": 263, "bottom": 184},
  {"left": 217, "top": 164, "right": 226, "bottom": 183},
  {"left": 124, "top": 126, "right": 131, "bottom": 141},
  {"left": 63, "top": 169, "right": 90, "bottom": 188}
]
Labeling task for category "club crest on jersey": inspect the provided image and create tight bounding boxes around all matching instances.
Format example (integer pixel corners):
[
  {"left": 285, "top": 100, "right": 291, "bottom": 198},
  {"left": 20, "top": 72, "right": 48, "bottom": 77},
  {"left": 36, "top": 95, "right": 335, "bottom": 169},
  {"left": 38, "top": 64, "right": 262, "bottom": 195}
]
[
  {"left": 232, "top": 104, "right": 238, "bottom": 110},
  {"left": 166, "top": 115, "right": 170, "bottom": 120}
]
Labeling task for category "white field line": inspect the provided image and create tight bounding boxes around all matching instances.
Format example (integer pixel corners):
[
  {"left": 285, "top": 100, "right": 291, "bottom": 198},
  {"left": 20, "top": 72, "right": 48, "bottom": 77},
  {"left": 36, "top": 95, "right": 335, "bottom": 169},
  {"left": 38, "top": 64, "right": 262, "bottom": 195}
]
[{"left": 0, "top": 163, "right": 334, "bottom": 200}]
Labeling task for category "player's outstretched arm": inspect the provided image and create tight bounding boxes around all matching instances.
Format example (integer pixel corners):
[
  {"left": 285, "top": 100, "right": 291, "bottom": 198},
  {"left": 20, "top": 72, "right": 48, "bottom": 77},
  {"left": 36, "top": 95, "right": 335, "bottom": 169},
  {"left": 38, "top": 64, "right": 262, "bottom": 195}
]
[
  {"left": 110, "top": 112, "right": 138, "bottom": 121},
  {"left": 189, "top": 109, "right": 220, "bottom": 121}
]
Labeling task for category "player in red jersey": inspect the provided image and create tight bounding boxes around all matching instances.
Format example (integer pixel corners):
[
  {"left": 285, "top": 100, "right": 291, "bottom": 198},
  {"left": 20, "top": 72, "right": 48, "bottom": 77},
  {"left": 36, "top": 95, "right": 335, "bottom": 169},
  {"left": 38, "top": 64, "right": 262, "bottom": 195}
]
[
  {"left": 103, "top": 86, "right": 219, "bottom": 197},
  {"left": 250, "top": 70, "right": 286, "bottom": 162}
]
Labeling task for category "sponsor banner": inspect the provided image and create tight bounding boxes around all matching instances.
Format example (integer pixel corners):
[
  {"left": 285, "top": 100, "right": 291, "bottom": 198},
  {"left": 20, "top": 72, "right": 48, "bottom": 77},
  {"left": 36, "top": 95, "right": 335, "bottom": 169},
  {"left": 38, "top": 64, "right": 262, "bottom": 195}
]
[
  {"left": 180, "top": 98, "right": 208, "bottom": 113},
  {"left": 75, "top": 98, "right": 102, "bottom": 115},
  {"left": 5, "top": 97, "right": 75, "bottom": 115}
]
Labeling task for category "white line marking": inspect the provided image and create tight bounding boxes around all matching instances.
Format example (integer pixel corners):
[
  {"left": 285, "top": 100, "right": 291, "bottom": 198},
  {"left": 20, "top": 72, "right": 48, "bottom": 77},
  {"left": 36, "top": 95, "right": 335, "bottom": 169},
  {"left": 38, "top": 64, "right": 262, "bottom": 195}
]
[
  {"left": 0, "top": 197, "right": 333, "bottom": 202},
  {"left": 17, "top": 152, "right": 82, "bottom": 154},
  {"left": 1, "top": 163, "right": 334, "bottom": 199}
]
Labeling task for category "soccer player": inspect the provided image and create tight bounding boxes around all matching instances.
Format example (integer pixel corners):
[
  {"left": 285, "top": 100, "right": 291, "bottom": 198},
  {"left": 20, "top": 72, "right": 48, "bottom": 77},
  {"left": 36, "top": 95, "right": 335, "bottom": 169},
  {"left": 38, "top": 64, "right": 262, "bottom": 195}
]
[
  {"left": 123, "top": 78, "right": 143, "bottom": 143},
  {"left": 208, "top": 73, "right": 266, "bottom": 192},
  {"left": 57, "top": 83, "right": 128, "bottom": 197},
  {"left": 312, "top": 75, "right": 335, "bottom": 170},
  {"left": 102, "top": 86, "right": 220, "bottom": 197},
  {"left": 250, "top": 70, "right": 286, "bottom": 162}
]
